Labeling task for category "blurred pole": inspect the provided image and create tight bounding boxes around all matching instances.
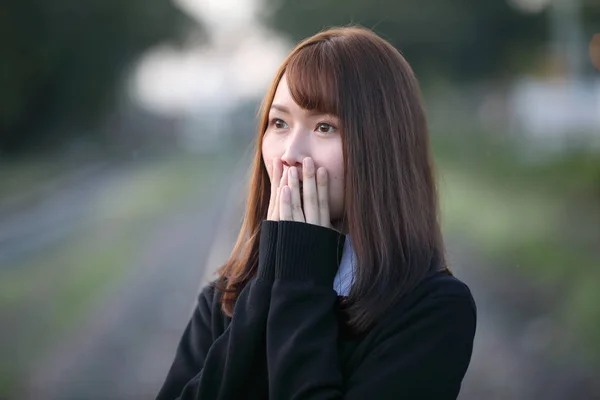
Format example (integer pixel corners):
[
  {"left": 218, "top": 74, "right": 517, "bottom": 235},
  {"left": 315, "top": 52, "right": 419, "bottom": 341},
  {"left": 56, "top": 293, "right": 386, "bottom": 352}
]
[{"left": 549, "top": 0, "right": 585, "bottom": 80}]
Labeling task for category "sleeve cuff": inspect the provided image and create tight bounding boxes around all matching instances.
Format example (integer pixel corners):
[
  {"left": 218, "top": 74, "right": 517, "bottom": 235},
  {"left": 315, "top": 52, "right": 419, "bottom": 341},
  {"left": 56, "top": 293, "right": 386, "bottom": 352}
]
[
  {"left": 257, "top": 220, "right": 278, "bottom": 280},
  {"left": 275, "top": 221, "right": 345, "bottom": 285}
]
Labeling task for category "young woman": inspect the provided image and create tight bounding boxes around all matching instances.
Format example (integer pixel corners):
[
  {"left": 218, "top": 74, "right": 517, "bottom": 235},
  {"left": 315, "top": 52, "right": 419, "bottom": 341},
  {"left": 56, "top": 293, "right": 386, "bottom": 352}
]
[{"left": 157, "top": 26, "right": 476, "bottom": 400}]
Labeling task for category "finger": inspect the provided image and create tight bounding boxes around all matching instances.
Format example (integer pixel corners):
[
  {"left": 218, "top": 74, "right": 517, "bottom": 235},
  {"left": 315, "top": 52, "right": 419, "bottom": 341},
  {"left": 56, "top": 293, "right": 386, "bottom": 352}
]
[
  {"left": 317, "top": 167, "right": 331, "bottom": 228},
  {"left": 288, "top": 167, "right": 305, "bottom": 222},
  {"left": 279, "top": 186, "right": 293, "bottom": 221},
  {"left": 280, "top": 165, "right": 289, "bottom": 188},
  {"left": 268, "top": 158, "right": 282, "bottom": 217},
  {"left": 271, "top": 187, "right": 281, "bottom": 221},
  {"left": 302, "top": 157, "right": 319, "bottom": 225}
]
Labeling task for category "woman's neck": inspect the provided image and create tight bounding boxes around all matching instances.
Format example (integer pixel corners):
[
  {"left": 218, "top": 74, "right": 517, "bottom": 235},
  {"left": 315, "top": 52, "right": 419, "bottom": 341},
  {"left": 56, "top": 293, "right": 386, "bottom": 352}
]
[{"left": 332, "top": 218, "right": 348, "bottom": 234}]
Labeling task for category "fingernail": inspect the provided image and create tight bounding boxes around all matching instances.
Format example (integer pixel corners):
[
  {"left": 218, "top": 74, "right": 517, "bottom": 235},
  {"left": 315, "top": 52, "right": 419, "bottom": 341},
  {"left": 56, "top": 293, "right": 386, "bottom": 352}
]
[
  {"left": 290, "top": 167, "right": 297, "bottom": 179},
  {"left": 303, "top": 158, "right": 314, "bottom": 174},
  {"left": 318, "top": 167, "right": 327, "bottom": 180}
]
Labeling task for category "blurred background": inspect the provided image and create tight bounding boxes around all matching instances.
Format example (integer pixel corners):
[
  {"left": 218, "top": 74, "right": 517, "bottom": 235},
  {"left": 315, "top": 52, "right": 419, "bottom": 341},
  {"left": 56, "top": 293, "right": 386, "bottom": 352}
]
[{"left": 1, "top": 0, "right": 599, "bottom": 398}]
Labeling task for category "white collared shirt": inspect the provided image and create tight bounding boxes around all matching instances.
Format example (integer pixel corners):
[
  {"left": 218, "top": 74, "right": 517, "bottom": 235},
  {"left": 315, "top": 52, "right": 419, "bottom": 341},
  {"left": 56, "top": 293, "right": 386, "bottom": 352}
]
[{"left": 333, "top": 235, "right": 355, "bottom": 296}]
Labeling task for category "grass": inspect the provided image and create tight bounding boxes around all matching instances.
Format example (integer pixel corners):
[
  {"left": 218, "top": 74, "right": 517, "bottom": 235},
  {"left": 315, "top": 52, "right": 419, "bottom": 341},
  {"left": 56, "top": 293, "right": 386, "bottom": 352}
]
[
  {"left": 0, "top": 151, "right": 230, "bottom": 398},
  {"left": 433, "top": 130, "right": 600, "bottom": 365}
]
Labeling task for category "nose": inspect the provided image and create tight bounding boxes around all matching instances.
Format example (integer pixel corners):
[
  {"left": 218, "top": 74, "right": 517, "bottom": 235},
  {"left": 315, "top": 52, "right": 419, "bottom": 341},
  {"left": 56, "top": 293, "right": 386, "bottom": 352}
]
[{"left": 280, "top": 129, "right": 308, "bottom": 171}]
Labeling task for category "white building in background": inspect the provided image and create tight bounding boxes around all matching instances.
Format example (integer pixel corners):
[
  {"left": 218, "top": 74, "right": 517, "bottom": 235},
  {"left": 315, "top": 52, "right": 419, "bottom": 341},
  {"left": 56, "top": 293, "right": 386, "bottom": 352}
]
[
  {"left": 508, "top": 77, "right": 600, "bottom": 143},
  {"left": 486, "top": 0, "right": 600, "bottom": 150}
]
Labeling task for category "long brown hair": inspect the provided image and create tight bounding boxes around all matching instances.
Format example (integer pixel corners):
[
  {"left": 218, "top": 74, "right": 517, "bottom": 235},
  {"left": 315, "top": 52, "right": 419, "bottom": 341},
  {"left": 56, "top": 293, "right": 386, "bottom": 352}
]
[{"left": 215, "top": 26, "right": 447, "bottom": 332}]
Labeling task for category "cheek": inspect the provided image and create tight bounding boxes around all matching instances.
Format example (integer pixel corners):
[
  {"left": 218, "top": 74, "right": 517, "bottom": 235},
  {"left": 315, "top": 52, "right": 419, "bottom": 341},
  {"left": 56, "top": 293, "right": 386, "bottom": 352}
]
[
  {"left": 330, "top": 156, "right": 345, "bottom": 191},
  {"left": 262, "top": 153, "right": 272, "bottom": 176},
  {"left": 261, "top": 135, "right": 277, "bottom": 178},
  {"left": 330, "top": 173, "right": 344, "bottom": 201},
  {"left": 318, "top": 147, "right": 344, "bottom": 203},
  {"left": 326, "top": 160, "right": 345, "bottom": 208}
]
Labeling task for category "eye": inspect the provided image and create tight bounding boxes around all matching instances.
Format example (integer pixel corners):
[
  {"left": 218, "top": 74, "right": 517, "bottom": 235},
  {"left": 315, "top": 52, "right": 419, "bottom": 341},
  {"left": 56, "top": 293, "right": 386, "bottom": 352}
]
[
  {"left": 270, "top": 118, "right": 288, "bottom": 130},
  {"left": 316, "top": 122, "right": 337, "bottom": 134}
]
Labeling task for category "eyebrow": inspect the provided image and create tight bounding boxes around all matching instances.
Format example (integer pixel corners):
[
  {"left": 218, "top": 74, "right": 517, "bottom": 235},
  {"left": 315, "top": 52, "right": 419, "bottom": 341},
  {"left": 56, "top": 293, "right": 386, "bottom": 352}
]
[
  {"left": 270, "top": 104, "right": 290, "bottom": 114},
  {"left": 270, "top": 103, "right": 335, "bottom": 118}
]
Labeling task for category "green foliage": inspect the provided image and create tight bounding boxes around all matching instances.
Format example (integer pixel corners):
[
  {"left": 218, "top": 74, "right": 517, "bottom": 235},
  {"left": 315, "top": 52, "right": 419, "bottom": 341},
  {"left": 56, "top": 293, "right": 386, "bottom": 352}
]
[
  {"left": 0, "top": 0, "right": 196, "bottom": 153},
  {"left": 262, "top": 0, "right": 600, "bottom": 79},
  {"left": 434, "top": 129, "right": 600, "bottom": 363},
  {"left": 260, "top": 0, "right": 548, "bottom": 80},
  {"left": 0, "top": 153, "right": 222, "bottom": 398}
]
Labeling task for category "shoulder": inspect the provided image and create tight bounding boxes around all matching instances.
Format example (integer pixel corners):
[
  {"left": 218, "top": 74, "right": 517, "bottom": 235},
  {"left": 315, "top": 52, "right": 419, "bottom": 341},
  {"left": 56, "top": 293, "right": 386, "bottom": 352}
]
[
  {"left": 360, "top": 272, "right": 476, "bottom": 398},
  {"left": 370, "top": 272, "right": 477, "bottom": 367},
  {"left": 381, "top": 271, "right": 477, "bottom": 336},
  {"left": 198, "top": 283, "right": 218, "bottom": 309},
  {"left": 419, "top": 271, "right": 475, "bottom": 305},
  {"left": 196, "top": 282, "right": 230, "bottom": 335},
  {"left": 407, "top": 271, "right": 475, "bottom": 310},
  {"left": 197, "top": 281, "right": 228, "bottom": 315}
]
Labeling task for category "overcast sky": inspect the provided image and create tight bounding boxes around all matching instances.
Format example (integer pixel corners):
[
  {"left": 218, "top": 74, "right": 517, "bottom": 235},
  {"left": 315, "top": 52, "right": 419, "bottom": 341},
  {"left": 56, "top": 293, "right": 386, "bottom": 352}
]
[{"left": 131, "top": 0, "right": 290, "bottom": 116}]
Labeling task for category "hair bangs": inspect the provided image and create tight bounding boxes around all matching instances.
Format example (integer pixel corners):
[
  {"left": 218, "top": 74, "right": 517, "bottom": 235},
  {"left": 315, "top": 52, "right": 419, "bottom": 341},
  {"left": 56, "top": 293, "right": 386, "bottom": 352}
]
[{"left": 285, "top": 43, "right": 339, "bottom": 116}]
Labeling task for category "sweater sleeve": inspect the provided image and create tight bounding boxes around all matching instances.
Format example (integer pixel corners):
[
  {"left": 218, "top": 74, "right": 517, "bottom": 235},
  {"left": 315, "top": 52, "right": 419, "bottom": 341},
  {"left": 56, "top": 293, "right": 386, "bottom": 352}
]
[
  {"left": 156, "top": 221, "right": 279, "bottom": 400},
  {"left": 266, "top": 221, "right": 476, "bottom": 400}
]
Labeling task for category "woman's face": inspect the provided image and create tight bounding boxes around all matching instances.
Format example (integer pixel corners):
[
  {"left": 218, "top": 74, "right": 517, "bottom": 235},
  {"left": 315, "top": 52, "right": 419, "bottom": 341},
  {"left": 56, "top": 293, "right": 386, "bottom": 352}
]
[{"left": 262, "top": 75, "right": 345, "bottom": 222}]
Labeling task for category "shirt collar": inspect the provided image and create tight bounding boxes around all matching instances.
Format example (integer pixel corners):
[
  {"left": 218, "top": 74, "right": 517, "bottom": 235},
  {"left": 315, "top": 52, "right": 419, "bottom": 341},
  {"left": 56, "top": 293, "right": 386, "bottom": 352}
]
[{"left": 333, "top": 235, "right": 355, "bottom": 296}]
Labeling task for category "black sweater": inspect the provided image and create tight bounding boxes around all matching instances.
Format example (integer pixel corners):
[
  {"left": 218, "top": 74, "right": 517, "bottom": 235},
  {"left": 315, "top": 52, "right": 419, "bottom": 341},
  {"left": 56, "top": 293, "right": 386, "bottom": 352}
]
[{"left": 157, "top": 221, "right": 476, "bottom": 400}]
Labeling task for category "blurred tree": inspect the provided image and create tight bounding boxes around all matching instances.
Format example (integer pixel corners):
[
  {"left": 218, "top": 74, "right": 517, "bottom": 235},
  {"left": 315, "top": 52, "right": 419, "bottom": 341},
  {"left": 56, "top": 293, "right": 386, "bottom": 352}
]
[
  {"left": 263, "top": 0, "right": 600, "bottom": 81},
  {"left": 0, "top": 0, "right": 198, "bottom": 154},
  {"left": 260, "top": 0, "right": 550, "bottom": 81}
]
